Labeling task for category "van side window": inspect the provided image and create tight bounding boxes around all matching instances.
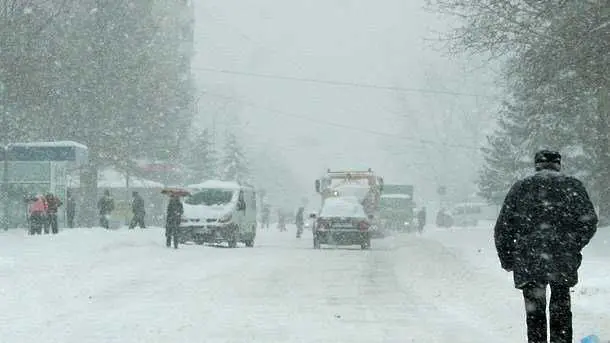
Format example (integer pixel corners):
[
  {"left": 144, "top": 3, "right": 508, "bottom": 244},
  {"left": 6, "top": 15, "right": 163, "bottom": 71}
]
[{"left": 238, "top": 191, "right": 246, "bottom": 210}]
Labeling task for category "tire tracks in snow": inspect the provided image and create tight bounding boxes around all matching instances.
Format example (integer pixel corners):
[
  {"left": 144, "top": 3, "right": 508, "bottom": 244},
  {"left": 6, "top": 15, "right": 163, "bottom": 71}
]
[{"left": 379, "top": 233, "right": 521, "bottom": 342}]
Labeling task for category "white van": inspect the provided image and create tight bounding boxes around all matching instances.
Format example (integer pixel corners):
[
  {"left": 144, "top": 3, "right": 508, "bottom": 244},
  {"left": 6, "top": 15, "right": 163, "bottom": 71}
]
[{"left": 179, "top": 180, "right": 257, "bottom": 248}]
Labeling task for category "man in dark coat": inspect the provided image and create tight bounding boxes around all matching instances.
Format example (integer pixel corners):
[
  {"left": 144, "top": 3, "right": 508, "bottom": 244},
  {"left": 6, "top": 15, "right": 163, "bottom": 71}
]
[
  {"left": 129, "top": 191, "right": 146, "bottom": 229},
  {"left": 166, "top": 194, "right": 183, "bottom": 249},
  {"left": 66, "top": 190, "right": 76, "bottom": 228},
  {"left": 97, "top": 190, "right": 115, "bottom": 229},
  {"left": 45, "top": 193, "right": 62, "bottom": 234},
  {"left": 494, "top": 150, "right": 598, "bottom": 343},
  {"left": 417, "top": 207, "right": 426, "bottom": 233},
  {"left": 295, "top": 206, "right": 305, "bottom": 238}
]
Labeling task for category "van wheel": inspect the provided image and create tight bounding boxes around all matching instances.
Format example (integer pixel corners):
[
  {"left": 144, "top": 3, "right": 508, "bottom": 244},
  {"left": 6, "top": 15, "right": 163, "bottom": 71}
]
[
  {"left": 245, "top": 239, "right": 254, "bottom": 247},
  {"left": 361, "top": 235, "right": 371, "bottom": 250},
  {"left": 228, "top": 226, "right": 238, "bottom": 248},
  {"left": 228, "top": 235, "right": 238, "bottom": 248}
]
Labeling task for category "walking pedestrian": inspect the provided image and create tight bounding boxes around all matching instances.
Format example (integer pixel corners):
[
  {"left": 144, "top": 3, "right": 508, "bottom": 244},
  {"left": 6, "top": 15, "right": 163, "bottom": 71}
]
[{"left": 494, "top": 150, "right": 598, "bottom": 343}]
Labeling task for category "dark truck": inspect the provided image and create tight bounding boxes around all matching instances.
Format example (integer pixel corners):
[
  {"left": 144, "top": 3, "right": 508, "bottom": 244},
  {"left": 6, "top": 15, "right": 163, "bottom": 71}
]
[{"left": 378, "top": 184, "right": 416, "bottom": 232}]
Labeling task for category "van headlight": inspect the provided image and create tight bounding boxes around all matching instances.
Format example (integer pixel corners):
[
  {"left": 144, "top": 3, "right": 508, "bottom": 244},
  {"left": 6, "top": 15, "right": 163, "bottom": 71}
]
[{"left": 219, "top": 213, "right": 232, "bottom": 223}]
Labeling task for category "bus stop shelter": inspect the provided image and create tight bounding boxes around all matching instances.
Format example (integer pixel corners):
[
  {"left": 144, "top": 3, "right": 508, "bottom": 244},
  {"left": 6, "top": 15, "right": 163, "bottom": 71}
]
[{"left": 1, "top": 141, "right": 88, "bottom": 230}]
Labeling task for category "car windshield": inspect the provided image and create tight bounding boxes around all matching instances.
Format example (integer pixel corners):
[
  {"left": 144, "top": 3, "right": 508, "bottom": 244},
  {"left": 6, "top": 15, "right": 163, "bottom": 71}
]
[
  {"left": 320, "top": 199, "right": 367, "bottom": 218},
  {"left": 184, "top": 189, "right": 234, "bottom": 206}
]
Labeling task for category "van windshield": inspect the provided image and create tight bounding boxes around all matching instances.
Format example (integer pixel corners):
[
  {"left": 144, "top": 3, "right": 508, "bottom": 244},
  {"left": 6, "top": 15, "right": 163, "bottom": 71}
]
[{"left": 184, "top": 189, "right": 234, "bottom": 206}]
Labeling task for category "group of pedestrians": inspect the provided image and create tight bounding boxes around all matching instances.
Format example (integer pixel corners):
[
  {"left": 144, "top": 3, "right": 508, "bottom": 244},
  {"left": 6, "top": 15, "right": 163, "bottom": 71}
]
[
  {"left": 26, "top": 192, "right": 73, "bottom": 235},
  {"left": 99, "top": 189, "right": 183, "bottom": 249},
  {"left": 97, "top": 190, "right": 148, "bottom": 230},
  {"left": 25, "top": 189, "right": 149, "bottom": 233},
  {"left": 24, "top": 186, "right": 184, "bottom": 251}
]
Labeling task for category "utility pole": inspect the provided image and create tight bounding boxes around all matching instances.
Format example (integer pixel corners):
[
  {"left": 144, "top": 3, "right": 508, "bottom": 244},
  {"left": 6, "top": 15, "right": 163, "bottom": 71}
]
[
  {"left": 598, "top": 85, "right": 610, "bottom": 224},
  {"left": 2, "top": 145, "right": 8, "bottom": 230},
  {"left": 1, "top": 2, "right": 9, "bottom": 230}
]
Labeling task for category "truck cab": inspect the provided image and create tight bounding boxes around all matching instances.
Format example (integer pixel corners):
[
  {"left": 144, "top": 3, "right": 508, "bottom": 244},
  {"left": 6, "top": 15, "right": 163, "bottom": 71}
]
[{"left": 377, "top": 184, "right": 415, "bottom": 232}]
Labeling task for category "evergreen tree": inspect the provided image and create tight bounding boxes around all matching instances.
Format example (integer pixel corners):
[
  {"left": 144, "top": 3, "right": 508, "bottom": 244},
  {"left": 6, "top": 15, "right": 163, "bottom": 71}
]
[
  {"left": 183, "top": 129, "right": 219, "bottom": 183},
  {"left": 221, "top": 132, "right": 249, "bottom": 182},
  {"left": 477, "top": 102, "right": 532, "bottom": 204}
]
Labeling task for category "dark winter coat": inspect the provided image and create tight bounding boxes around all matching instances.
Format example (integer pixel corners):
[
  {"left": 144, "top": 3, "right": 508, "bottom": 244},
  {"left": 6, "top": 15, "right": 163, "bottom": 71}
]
[
  {"left": 66, "top": 196, "right": 76, "bottom": 216},
  {"left": 98, "top": 196, "right": 115, "bottom": 216},
  {"left": 417, "top": 209, "right": 426, "bottom": 226},
  {"left": 132, "top": 194, "right": 145, "bottom": 215},
  {"left": 166, "top": 198, "right": 183, "bottom": 228},
  {"left": 494, "top": 169, "right": 598, "bottom": 289},
  {"left": 295, "top": 208, "right": 304, "bottom": 226},
  {"left": 46, "top": 195, "right": 62, "bottom": 214}
]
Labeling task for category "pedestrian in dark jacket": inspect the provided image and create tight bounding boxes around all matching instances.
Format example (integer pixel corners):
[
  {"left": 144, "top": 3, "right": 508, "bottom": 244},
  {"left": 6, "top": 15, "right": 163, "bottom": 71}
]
[
  {"left": 295, "top": 206, "right": 304, "bottom": 238},
  {"left": 166, "top": 194, "right": 183, "bottom": 249},
  {"left": 261, "top": 205, "right": 270, "bottom": 229},
  {"left": 66, "top": 190, "right": 76, "bottom": 228},
  {"left": 494, "top": 150, "right": 598, "bottom": 343},
  {"left": 45, "top": 193, "right": 62, "bottom": 234},
  {"left": 97, "top": 190, "right": 115, "bottom": 229},
  {"left": 417, "top": 207, "right": 426, "bottom": 233},
  {"left": 129, "top": 191, "right": 146, "bottom": 229}
]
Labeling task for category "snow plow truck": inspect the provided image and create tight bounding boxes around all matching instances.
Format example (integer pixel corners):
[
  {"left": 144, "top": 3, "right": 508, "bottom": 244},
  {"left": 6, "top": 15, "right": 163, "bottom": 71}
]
[
  {"left": 313, "top": 168, "right": 385, "bottom": 240},
  {"left": 314, "top": 168, "right": 384, "bottom": 217}
]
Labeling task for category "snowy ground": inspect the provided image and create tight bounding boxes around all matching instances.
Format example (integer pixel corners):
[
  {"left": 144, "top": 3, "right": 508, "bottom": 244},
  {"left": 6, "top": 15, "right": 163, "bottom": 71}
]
[{"left": 0, "top": 223, "right": 608, "bottom": 342}]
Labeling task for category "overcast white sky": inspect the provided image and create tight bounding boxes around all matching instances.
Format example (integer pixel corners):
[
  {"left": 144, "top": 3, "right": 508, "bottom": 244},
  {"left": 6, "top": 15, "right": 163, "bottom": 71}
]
[{"left": 191, "top": 0, "right": 501, "bottom": 210}]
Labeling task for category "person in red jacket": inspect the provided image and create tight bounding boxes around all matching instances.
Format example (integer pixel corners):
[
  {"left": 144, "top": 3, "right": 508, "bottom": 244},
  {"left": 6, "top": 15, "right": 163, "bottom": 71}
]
[{"left": 28, "top": 195, "right": 47, "bottom": 235}]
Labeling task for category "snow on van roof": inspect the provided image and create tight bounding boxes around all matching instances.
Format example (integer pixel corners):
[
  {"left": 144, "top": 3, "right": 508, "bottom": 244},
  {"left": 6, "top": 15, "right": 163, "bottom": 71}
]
[
  {"left": 9, "top": 141, "right": 88, "bottom": 149},
  {"left": 187, "top": 180, "right": 243, "bottom": 190},
  {"left": 381, "top": 194, "right": 412, "bottom": 199}
]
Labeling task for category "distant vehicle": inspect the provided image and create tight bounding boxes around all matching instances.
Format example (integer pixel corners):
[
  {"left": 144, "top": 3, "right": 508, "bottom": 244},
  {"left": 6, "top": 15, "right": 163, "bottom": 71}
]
[
  {"left": 179, "top": 180, "right": 257, "bottom": 248},
  {"left": 314, "top": 168, "right": 384, "bottom": 218},
  {"left": 378, "top": 184, "right": 415, "bottom": 232},
  {"left": 304, "top": 209, "right": 317, "bottom": 231},
  {"left": 448, "top": 202, "right": 498, "bottom": 227},
  {"left": 310, "top": 197, "right": 372, "bottom": 250}
]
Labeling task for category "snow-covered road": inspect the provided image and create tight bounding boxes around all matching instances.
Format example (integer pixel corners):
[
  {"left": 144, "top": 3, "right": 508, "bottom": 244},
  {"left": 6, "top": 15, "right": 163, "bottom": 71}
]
[{"left": 1, "top": 224, "right": 608, "bottom": 342}]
